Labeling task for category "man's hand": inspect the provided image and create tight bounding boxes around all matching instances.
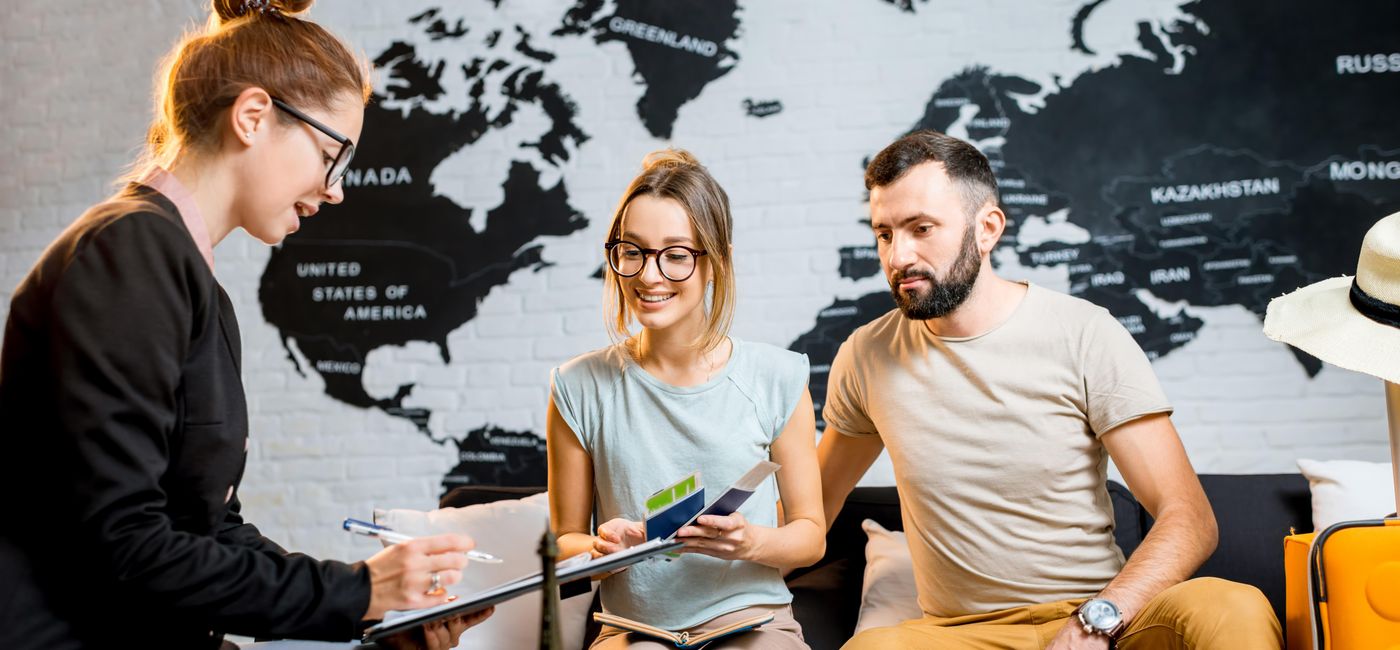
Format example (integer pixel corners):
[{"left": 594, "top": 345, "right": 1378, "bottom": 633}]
[
  {"left": 1046, "top": 618, "right": 1112, "bottom": 650},
  {"left": 676, "top": 513, "right": 761, "bottom": 561}
]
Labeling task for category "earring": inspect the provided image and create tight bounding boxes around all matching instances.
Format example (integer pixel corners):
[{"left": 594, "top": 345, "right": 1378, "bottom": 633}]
[{"left": 245, "top": 131, "right": 253, "bottom": 139}]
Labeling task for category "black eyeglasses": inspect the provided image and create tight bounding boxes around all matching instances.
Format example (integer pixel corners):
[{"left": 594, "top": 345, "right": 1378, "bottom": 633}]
[
  {"left": 271, "top": 97, "right": 356, "bottom": 189},
  {"left": 604, "top": 240, "right": 708, "bottom": 282}
]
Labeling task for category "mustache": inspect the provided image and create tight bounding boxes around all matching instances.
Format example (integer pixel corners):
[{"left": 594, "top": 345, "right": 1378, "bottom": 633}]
[{"left": 891, "top": 268, "right": 935, "bottom": 285}]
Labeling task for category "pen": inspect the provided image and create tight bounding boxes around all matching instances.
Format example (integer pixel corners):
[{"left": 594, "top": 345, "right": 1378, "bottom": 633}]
[{"left": 342, "top": 518, "right": 504, "bottom": 564}]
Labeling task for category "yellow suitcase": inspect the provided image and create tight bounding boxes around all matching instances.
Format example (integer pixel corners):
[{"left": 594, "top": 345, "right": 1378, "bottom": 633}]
[{"left": 1284, "top": 518, "right": 1400, "bottom": 649}]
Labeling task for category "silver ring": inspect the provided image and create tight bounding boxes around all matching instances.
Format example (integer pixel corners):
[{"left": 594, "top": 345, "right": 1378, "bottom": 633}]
[{"left": 426, "top": 571, "right": 442, "bottom": 595}]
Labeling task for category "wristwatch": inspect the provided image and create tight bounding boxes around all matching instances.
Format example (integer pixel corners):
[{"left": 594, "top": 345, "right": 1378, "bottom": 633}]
[{"left": 1075, "top": 598, "right": 1126, "bottom": 638}]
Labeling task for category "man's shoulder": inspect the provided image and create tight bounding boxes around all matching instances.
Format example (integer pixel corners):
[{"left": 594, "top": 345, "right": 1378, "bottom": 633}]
[
  {"left": 1030, "top": 282, "right": 1103, "bottom": 316},
  {"left": 846, "top": 307, "right": 909, "bottom": 347},
  {"left": 1026, "top": 283, "right": 1112, "bottom": 322},
  {"left": 1022, "top": 285, "right": 1147, "bottom": 367}
]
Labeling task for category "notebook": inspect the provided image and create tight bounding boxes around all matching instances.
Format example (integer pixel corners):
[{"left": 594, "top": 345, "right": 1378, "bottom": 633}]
[{"left": 593, "top": 611, "right": 775, "bottom": 648}]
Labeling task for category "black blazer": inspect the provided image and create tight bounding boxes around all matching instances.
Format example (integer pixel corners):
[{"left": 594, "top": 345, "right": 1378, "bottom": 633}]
[{"left": 0, "top": 187, "right": 371, "bottom": 649}]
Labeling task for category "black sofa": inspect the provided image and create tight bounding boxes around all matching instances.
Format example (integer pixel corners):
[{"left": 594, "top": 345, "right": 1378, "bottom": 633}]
[
  {"left": 441, "top": 473, "right": 1311, "bottom": 649},
  {"left": 785, "top": 474, "right": 1311, "bottom": 650}
]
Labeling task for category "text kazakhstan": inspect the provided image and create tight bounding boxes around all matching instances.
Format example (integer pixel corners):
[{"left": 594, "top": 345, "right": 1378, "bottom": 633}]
[{"left": 1149, "top": 177, "right": 1281, "bottom": 205}]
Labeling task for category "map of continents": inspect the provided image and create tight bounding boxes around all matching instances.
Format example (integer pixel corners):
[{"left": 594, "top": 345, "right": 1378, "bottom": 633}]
[
  {"left": 257, "top": 3, "right": 741, "bottom": 489},
  {"left": 258, "top": 0, "right": 1399, "bottom": 489},
  {"left": 790, "top": 0, "right": 1400, "bottom": 429}
]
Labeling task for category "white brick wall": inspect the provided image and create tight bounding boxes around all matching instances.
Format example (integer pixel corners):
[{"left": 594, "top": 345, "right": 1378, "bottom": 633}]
[{"left": 2, "top": 0, "right": 1392, "bottom": 569}]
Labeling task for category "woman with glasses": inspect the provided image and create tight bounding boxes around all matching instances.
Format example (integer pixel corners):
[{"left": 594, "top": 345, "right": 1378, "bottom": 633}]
[
  {"left": 548, "top": 150, "right": 825, "bottom": 649},
  {"left": 0, "top": 2, "right": 487, "bottom": 649}
]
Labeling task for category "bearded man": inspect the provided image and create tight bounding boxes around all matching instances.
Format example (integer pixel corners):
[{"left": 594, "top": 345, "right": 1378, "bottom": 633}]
[{"left": 819, "top": 131, "right": 1282, "bottom": 650}]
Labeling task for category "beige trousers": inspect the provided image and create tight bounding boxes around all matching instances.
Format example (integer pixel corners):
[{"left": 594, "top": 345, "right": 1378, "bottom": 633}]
[
  {"left": 591, "top": 604, "right": 808, "bottom": 649},
  {"left": 842, "top": 577, "right": 1282, "bottom": 649}
]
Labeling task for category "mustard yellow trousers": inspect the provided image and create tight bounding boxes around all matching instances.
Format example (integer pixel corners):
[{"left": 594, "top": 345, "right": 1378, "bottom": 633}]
[{"left": 842, "top": 577, "right": 1282, "bottom": 649}]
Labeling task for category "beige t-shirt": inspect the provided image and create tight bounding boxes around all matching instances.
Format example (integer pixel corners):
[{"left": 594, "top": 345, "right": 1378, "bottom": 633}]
[{"left": 823, "top": 283, "right": 1172, "bottom": 618}]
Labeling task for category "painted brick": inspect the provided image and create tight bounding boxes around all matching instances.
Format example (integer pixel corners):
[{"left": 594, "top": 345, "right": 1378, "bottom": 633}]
[{"left": 1, "top": 0, "right": 1392, "bottom": 577}]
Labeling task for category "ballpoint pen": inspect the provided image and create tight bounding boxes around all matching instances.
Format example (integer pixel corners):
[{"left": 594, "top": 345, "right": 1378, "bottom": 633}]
[{"left": 342, "top": 518, "right": 504, "bottom": 564}]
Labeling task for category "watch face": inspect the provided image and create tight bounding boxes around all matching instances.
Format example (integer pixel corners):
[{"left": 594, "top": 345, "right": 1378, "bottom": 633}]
[{"left": 1083, "top": 599, "right": 1123, "bottom": 630}]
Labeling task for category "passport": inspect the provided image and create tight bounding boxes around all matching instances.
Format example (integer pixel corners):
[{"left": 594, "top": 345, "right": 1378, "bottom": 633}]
[{"left": 642, "top": 460, "right": 780, "bottom": 541}]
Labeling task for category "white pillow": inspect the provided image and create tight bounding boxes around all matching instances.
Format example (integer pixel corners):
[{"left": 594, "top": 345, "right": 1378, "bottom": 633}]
[
  {"left": 373, "top": 492, "right": 598, "bottom": 650},
  {"left": 1296, "top": 458, "right": 1397, "bottom": 531},
  {"left": 854, "top": 519, "right": 922, "bottom": 635}
]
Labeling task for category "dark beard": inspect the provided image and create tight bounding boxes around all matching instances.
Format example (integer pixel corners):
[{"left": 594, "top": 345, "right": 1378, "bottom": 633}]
[{"left": 889, "top": 223, "right": 981, "bottom": 320}]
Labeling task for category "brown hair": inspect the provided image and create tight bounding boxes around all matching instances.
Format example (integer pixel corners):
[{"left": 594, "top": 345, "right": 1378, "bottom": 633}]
[
  {"left": 865, "top": 130, "right": 999, "bottom": 218},
  {"left": 603, "top": 149, "right": 736, "bottom": 353},
  {"left": 126, "top": 0, "right": 371, "bottom": 180}
]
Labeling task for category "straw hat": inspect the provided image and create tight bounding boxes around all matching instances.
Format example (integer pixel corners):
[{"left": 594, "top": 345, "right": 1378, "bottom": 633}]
[{"left": 1264, "top": 211, "right": 1400, "bottom": 384}]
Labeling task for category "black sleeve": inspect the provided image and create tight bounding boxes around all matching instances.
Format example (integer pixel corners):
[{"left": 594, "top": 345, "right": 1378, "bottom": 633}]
[
  {"left": 49, "top": 213, "right": 371, "bottom": 639},
  {"left": 216, "top": 495, "right": 289, "bottom": 556}
]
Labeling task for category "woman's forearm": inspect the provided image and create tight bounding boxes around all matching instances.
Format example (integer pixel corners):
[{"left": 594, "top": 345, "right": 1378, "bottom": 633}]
[
  {"left": 748, "top": 517, "right": 826, "bottom": 572},
  {"left": 557, "top": 531, "right": 598, "bottom": 559}
]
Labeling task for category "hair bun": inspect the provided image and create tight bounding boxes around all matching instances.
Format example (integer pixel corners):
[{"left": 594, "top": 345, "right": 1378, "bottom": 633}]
[
  {"left": 641, "top": 148, "right": 702, "bottom": 171},
  {"left": 211, "top": 0, "right": 314, "bottom": 24}
]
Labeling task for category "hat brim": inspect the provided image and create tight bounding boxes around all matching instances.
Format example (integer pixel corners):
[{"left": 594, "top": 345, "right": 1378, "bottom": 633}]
[{"left": 1264, "top": 275, "right": 1400, "bottom": 385}]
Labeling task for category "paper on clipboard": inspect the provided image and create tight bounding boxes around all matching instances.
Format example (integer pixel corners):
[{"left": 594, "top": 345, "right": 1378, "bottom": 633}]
[{"left": 362, "top": 538, "right": 681, "bottom": 642}]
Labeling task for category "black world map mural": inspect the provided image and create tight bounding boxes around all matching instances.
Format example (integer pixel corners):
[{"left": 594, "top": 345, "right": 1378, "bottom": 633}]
[{"left": 258, "top": 0, "right": 1400, "bottom": 490}]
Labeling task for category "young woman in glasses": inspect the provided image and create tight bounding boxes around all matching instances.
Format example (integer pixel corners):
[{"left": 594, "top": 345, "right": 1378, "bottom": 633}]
[
  {"left": 548, "top": 150, "right": 825, "bottom": 649},
  {"left": 0, "top": 2, "right": 487, "bottom": 648}
]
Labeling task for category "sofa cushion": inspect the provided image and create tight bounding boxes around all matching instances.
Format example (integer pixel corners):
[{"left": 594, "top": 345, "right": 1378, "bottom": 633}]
[
  {"left": 1297, "top": 458, "right": 1397, "bottom": 530},
  {"left": 854, "top": 519, "right": 921, "bottom": 635}
]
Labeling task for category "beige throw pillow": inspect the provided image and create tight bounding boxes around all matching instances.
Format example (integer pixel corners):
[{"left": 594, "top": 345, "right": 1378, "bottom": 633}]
[{"left": 854, "top": 518, "right": 922, "bottom": 635}]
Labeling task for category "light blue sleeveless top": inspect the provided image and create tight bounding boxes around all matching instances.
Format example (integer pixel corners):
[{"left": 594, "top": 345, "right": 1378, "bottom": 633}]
[{"left": 551, "top": 337, "right": 809, "bottom": 629}]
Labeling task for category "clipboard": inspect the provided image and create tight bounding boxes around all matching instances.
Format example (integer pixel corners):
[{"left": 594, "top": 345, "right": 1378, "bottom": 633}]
[{"left": 362, "top": 538, "right": 683, "bottom": 642}]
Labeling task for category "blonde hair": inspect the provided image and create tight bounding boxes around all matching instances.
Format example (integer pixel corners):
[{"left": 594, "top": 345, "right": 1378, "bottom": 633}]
[
  {"left": 124, "top": 0, "right": 371, "bottom": 183},
  {"left": 603, "top": 149, "right": 736, "bottom": 353}
]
